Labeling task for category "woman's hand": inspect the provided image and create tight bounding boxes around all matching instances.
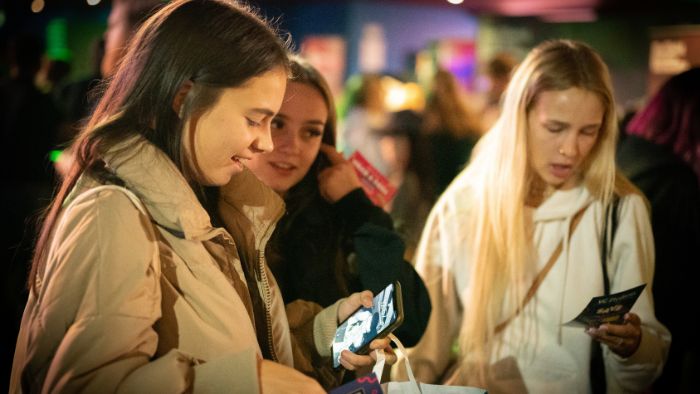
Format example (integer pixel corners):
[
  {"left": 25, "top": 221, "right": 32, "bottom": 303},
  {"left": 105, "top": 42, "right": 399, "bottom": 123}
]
[
  {"left": 338, "top": 290, "right": 373, "bottom": 322},
  {"left": 260, "top": 359, "right": 324, "bottom": 394},
  {"left": 336, "top": 291, "right": 397, "bottom": 371},
  {"left": 339, "top": 338, "right": 396, "bottom": 372},
  {"left": 317, "top": 144, "right": 362, "bottom": 203},
  {"left": 586, "top": 312, "right": 642, "bottom": 358}
]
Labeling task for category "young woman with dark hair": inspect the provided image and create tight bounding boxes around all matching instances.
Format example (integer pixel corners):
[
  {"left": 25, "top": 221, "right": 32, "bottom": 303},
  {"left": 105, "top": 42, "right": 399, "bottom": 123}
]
[
  {"left": 246, "top": 56, "right": 431, "bottom": 385},
  {"left": 10, "top": 1, "right": 385, "bottom": 392}
]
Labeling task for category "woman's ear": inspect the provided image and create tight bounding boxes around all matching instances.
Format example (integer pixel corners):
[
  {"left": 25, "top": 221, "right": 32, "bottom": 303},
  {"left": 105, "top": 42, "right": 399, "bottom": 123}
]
[{"left": 172, "top": 80, "right": 194, "bottom": 118}]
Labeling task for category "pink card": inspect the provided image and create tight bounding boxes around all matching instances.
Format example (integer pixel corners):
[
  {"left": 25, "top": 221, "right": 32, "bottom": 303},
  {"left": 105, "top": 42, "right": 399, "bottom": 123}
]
[{"left": 348, "top": 151, "right": 397, "bottom": 208}]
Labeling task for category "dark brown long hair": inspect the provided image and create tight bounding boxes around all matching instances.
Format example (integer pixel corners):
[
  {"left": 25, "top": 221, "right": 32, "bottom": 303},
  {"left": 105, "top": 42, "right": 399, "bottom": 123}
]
[
  {"left": 29, "top": 0, "right": 290, "bottom": 291},
  {"left": 268, "top": 56, "right": 353, "bottom": 297},
  {"left": 280, "top": 56, "right": 337, "bottom": 220}
]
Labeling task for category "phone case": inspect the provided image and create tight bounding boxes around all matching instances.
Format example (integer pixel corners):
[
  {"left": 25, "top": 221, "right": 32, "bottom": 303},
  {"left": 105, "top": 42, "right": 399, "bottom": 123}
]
[{"left": 332, "top": 281, "right": 404, "bottom": 368}]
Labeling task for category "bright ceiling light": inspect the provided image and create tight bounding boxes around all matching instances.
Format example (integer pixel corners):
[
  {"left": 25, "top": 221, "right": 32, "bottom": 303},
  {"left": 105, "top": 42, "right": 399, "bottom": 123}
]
[
  {"left": 87, "top": 0, "right": 102, "bottom": 5},
  {"left": 447, "top": 0, "right": 464, "bottom": 4}
]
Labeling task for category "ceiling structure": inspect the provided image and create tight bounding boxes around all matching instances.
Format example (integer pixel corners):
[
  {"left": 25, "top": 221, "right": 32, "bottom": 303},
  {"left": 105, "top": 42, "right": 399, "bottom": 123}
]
[
  {"left": 261, "top": 0, "right": 700, "bottom": 21},
  {"left": 384, "top": 0, "right": 696, "bottom": 14},
  {"left": 5, "top": 0, "right": 700, "bottom": 26},
  {"left": 8, "top": 0, "right": 700, "bottom": 18}
]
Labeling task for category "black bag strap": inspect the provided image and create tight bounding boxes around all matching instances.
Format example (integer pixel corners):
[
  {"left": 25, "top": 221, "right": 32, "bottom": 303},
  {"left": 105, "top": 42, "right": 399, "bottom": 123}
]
[
  {"left": 590, "top": 195, "right": 621, "bottom": 394},
  {"left": 600, "top": 196, "right": 620, "bottom": 294}
]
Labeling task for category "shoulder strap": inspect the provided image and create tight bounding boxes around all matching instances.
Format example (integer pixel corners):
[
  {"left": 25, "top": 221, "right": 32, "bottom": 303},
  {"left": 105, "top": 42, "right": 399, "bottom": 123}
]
[
  {"left": 38, "top": 184, "right": 159, "bottom": 296},
  {"left": 599, "top": 196, "right": 621, "bottom": 296},
  {"left": 68, "top": 184, "right": 149, "bottom": 216},
  {"left": 590, "top": 196, "right": 621, "bottom": 394},
  {"left": 495, "top": 204, "right": 589, "bottom": 334}
]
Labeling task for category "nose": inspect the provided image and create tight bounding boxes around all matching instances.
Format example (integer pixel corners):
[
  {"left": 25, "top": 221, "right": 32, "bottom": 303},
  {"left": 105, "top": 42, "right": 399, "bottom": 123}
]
[
  {"left": 275, "top": 129, "right": 300, "bottom": 154},
  {"left": 251, "top": 124, "right": 274, "bottom": 154},
  {"left": 558, "top": 131, "right": 579, "bottom": 158}
]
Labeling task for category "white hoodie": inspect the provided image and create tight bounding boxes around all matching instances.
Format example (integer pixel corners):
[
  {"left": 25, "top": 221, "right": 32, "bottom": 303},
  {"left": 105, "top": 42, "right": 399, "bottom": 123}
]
[{"left": 393, "top": 174, "right": 670, "bottom": 393}]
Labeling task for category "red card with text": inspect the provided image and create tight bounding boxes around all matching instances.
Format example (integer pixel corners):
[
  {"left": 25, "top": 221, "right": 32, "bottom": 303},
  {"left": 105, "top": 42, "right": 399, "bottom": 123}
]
[{"left": 348, "top": 151, "right": 397, "bottom": 208}]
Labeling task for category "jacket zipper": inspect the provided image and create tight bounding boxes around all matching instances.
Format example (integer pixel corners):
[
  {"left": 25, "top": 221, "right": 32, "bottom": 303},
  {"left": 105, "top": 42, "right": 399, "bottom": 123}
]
[
  {"left": 223, "top": 233, "right": 278, "bottom": 362},
  {"left": 258, "top": 249, "right": 278, "bottom": 362}
]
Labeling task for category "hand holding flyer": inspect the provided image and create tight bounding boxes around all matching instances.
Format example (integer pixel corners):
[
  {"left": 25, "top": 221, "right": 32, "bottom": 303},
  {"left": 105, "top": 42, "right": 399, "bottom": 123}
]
[
  {"left": 348, "top": 151, "right": 397, "bottom": 207},
  {"left": 565, "top": 284, "right": 647, "bottom": 327}
]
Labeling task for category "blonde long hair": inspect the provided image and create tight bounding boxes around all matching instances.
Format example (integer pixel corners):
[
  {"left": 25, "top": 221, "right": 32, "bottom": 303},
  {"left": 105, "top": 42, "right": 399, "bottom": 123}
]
[{"left": 456, "top": 39, "right": 628, "bottom": 379}]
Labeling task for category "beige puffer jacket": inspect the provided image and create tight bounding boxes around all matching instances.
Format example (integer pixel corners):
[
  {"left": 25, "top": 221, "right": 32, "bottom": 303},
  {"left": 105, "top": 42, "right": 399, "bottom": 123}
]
[{"left": 10, "top": 136, "right": 338, "bottom": 393}]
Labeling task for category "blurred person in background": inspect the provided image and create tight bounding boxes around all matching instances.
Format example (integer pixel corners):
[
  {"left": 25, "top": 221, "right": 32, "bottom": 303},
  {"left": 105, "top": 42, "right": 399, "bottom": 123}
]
[
  {"left": 422, "top": 68, "right": 482, "bottom": 197},
  {"left": 0, "top": 33, "right": 61, "bottom": 187},
  {"left": 394, "top": 39, "right": 670, "bottom": 393},
  {"left": 56, "top": 38, "right": 104, "bottom": 145},
  {"left": 101, "top": 0, "right": 164, "bottom": 79},
  {"left": 341, "top": 73, "right": 390, "bottom": 174},
  {"left": 0, "top": 33, "right": 62, "bottom": 389},
  {"left": 480, "top": 51, "right": 517, "bottom": 131},
  {"left": 378, "top": 109, "right": 435, "bottom": 260},
  {"left": 617, "top": 67, "right": 700, "bottom": 394},
  {"left": 246, "top": 56, "right": 431, "bottom": 387},
  {"left": 37, "top": 59, "right": 71, "bottom": 99},
  {"left": 54, "top": 0, "right": 163, "bottom": 177}
]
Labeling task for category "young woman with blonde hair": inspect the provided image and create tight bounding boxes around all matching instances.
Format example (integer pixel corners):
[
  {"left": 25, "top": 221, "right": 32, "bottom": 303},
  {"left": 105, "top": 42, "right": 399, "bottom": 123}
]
[{"left": 394, "top": 39, "right": 670, "bottom": 393}]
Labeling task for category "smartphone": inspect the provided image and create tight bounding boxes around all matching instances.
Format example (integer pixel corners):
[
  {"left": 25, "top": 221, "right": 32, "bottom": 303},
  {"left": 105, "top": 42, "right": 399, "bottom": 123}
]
[{"left": 332, "top": 281, "right": 404, "bottom": 369}]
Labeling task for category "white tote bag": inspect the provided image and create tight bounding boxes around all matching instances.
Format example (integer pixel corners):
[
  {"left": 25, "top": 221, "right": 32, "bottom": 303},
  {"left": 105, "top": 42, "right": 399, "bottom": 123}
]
[{"left": 373, "top": 334, "right": 487, "bottom": 394}]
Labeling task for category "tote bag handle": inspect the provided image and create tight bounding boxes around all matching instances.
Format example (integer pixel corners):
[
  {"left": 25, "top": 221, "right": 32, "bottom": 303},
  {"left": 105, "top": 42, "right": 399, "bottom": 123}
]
[{"left": 373, "top": 334, "right": 421, "bottom": 393}]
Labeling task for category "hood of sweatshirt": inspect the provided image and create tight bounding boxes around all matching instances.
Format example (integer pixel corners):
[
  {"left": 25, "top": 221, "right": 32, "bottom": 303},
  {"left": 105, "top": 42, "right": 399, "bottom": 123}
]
[
  {"left": 531, "top": 183, "right": 595, "bottom": 344},
  {"left": 532, "top": 184, "right": 594, "bottom": 223}
]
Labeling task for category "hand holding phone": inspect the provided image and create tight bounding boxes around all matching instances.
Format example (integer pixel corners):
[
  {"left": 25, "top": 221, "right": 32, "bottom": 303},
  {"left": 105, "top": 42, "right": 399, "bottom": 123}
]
[{"left": 332, "top": 281, "right": 404, "bottom": 369}]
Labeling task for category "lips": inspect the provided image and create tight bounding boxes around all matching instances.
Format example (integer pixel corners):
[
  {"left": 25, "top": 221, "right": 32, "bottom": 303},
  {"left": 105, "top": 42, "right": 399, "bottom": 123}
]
[
  {"left": 550, "top": 163, "right": 573, "bottom": 179},
  {"left": 231, "top": 155, "right": 249, "bottom": 170},
  {"left": 271, "top": 162, "right": 295, "bottom": 169},
  {"left": 269, "top": 161, "right": 297, "bottom": 173}
]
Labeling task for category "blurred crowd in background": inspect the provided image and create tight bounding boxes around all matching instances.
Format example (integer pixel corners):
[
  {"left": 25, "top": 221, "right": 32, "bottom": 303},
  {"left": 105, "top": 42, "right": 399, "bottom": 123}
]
[{"left": 1, "top": 0, "right": 699, "bottom": 392}]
